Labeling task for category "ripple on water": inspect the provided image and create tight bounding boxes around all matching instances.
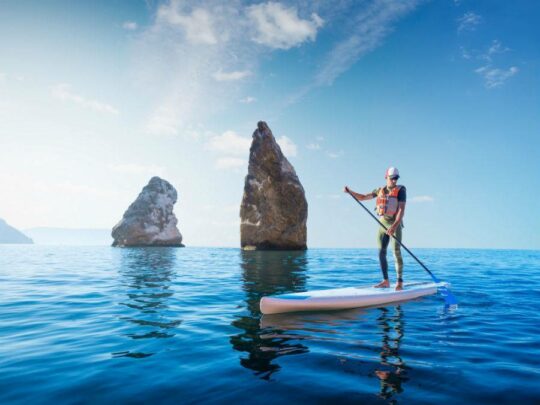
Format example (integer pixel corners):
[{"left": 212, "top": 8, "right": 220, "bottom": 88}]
[{"left": 0, "top": 246, "right": 539, "bottom": 403}]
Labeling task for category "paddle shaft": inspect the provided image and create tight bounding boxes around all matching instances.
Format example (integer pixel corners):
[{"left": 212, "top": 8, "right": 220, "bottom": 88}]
[{"left": 346, "top": 190, "right": 440, "bottom": 283}]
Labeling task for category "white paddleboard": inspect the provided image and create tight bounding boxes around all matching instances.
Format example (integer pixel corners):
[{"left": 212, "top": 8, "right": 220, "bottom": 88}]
[{"left": 260, "top": 281, "right": 447, "bottom": 315}]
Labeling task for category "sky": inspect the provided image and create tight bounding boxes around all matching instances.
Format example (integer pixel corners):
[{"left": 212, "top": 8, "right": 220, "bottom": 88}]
[{"left": 0, "top": 0, "right": 539, "bottom": 249}]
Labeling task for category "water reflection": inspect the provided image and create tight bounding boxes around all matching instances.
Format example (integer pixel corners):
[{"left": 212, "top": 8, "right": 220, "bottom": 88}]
[
  {"left": 114, "top": 247, "right": 181, "bottom": 359},
  {"left": 230, "top": 250, "right": 309, "bottom": 379},
  {"left": 374, "top": 305, "right": 408, "bottom": 401},
  {"left": 260, "top": 303, "right": 409, "bottom": 401}
]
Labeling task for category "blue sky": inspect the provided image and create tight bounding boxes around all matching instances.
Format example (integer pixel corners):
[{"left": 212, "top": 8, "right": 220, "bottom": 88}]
[{"left": 0, "top": 0, "right": 539, "bottom": 249}]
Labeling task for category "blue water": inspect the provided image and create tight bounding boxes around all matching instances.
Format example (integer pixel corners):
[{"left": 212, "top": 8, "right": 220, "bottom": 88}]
[{"left": 1, "top": 246, "right": 539, "bottom": 404}]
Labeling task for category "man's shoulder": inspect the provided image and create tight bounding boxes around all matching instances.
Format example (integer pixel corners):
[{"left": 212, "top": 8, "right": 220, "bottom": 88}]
[{"left": 397, "top": 185, "right": 407, "bottom": 201}]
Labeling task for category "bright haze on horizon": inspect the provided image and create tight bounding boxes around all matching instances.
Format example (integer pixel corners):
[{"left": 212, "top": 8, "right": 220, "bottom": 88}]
[{"left": 0, "top": 1, "right": 538, "bottom": 249}]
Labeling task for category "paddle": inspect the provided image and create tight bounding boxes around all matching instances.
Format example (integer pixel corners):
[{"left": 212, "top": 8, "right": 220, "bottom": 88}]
[{"left": 345, "top": 188, "right": 458, "bottom": 306}]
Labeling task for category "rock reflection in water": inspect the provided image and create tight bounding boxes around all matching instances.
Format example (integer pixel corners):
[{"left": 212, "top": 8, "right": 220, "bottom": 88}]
[
  {"left": 231, "top": 250, "right": 309, "bottom": 379},
  {"left": 113, "top": 247, "right": 181, "bottom": 359},
  {"left": 374, "top": 305, "right": 408, "bottom": 401}
]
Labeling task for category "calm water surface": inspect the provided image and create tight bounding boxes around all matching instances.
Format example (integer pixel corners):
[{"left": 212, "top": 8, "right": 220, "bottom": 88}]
[{"left": 1, "top": 246, "right": 539, "bottom": 404}]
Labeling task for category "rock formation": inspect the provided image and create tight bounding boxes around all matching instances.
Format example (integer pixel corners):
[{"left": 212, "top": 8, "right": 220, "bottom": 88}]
[
  {"left": 240, "top": 121, "right": 307, "bottom": 250},
  {"left": 112, "top": 177, "right": 184, "bottom": 247},
  {"left": 0, "top": 218, "right": 33, "bottom": 244}
]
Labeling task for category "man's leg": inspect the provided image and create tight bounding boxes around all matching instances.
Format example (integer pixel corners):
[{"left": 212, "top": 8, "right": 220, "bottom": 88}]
[
  {"left": 392, "top": 224, "right": 404, "bottom": 291},
  {"left": 375, "top": 226, "right": 390, "bottom": 287}
]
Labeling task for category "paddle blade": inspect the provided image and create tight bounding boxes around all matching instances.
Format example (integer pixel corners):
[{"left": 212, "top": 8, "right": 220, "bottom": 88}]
[{"left": 438, "top": 285, "right": 458, "bottom": 307}]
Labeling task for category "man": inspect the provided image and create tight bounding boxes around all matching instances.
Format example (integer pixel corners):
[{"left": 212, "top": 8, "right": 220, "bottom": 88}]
[{"left": 344, "top": 167, "right": 407, "bottom": 291}]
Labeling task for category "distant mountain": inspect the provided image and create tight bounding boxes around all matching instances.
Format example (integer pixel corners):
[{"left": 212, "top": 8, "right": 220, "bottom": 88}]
[
  {"left": 0, "top": 219, "right": 33, "bottom": 244},
  {"left": 23, "top": 227, "right": 112, "bottom": 245}
]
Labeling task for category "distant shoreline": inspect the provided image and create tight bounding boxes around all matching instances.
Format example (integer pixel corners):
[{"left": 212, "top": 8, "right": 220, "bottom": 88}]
[{"left": 1, "top": 244, "right": 538, "bottom": 252}]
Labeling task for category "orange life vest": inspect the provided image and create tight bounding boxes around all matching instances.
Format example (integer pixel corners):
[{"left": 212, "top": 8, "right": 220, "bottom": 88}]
[{"left": 376, "top": 186, "right": 402, "bottom": 217}]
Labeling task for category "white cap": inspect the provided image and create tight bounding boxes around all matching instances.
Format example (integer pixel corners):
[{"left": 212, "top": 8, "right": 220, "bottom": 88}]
[{"left": 385, "top": 167, "right": 400, "bottom": 179}]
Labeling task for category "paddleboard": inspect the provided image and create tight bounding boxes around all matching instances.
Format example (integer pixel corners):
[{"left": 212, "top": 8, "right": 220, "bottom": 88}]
[{"left": 260, "top": 281, "right": 447, "bottom": 315}]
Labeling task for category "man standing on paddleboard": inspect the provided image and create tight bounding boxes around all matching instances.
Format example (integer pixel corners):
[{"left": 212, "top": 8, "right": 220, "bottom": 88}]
[{"left": 344, "top": 167, "right": 407, "bottom": 291}]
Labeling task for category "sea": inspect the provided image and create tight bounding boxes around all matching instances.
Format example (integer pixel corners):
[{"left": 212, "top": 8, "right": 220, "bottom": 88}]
[{"left": 1, "top": 246, "right": 539, "bottom": 404}]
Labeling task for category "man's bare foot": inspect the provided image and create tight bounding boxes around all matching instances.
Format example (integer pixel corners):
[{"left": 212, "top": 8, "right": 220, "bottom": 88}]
[
  {"left": 374, "top": 280, "right": 390, "bottom": 288},
  {"left": 395, "top": 282, "right": 403, "bottom": 291}
]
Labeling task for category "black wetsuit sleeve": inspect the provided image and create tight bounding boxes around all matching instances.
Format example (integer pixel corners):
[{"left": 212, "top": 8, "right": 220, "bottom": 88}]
[{"left": 398, "top": 186, "right": 407, "bottom": 202}]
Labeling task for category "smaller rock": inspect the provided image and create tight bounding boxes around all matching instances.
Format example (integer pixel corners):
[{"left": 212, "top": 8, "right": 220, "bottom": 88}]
[{"left": 112, "top": 177, "right": 184, "bottom": 247}]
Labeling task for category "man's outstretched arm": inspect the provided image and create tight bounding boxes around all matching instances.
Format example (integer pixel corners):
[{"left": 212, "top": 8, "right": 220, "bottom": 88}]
[{"left": 344, "top": 186, "right": 375, "bottom": 201}]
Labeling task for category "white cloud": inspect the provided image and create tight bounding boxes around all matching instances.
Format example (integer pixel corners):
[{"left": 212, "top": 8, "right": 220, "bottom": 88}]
[
  {"left": 307, "top": 136, "right": 327, "bottom": 151},
  {"left": 247, "top": 2, "right": 323, "bottom": 49},
  {"left": 109, "top": 163, "right": 166, "bottom": 177},
  {"left": 140, "top": 1, "right": 420, "bottom": 138},
  {"left": 157, "top": 1, "right": 218, "bottom": 45},
  {"left": 239, "top": 96, "right": 257, "bottom": 103},
  {"left": 138, "top": 1, "right": 259, "bottom": 138},
  {"left": 34, "top": 181, "right": 118, "bottom": 199},
  {"left": 55, "top": 182, "right": 105, "bottom": 196},
  {"left": 215, "top": 157, "right": 246, "bottom": 169},
  {"left": 457, "top": 12, "right": 482, "bottom": 32},
  {"left": 205, "top": 130, "right": 297, "bottom": 170},
  {"left": 460, "top": 46, "right": 471, "bottom": 60},
  {"left": 475, "top": 66, "right": 518, "bottom": 88},
  {"left": 51, "top": 83, "right": 119, "bottom": 115},
  {"left": 205, "top": 130, "right": 251, "bottom": 155},
  {"left": 462, "top": 40, "right": 510, "bottom": 62},
  {"left": 212, "top": 69, "right": 252, "bottom": 82},
  {"left": 146, "top": 104, "right": 181, "bottom": 136},
  {"left": 411, "top": 195, "right": 434, "bottom": 203},
  {"left": 488, "top": 40, "right": 509, "bottom": 56},
  {"left": 312, "top": 0, "right": 419, "bottom": 87},
  {"left": 327, "top": 150, "right": 344, "bottom": 159},
  {"left": 122, "top": 21, "right": 138, "bottom": 30},
  {"left": 145, "top": 101, "right": 206, "bottom": 138},
  {"left": 478, "top": 40, "right": 510, "bottom": 62},
  {"left": 277, "top": 136, "right": 297, "bottom": 157},
  {"left": 460, "top": 40, "right": 517, "bottom": 87},
  {"left": 0, "top": 72, "right": 25, "bottom": 84}
]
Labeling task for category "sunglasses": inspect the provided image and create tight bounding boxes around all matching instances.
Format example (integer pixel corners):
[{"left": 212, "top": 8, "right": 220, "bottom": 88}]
[{"left": 389, "top": 177, "right": 399, "bottom": 181}]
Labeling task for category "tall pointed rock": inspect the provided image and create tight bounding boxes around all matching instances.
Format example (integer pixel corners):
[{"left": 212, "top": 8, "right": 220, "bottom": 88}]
[
  {"left": 240, "top": 121, "right": 307, "bottom": 250},
  {"left": 112, "top": 177, "right": 184, "bottom": 247}
]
